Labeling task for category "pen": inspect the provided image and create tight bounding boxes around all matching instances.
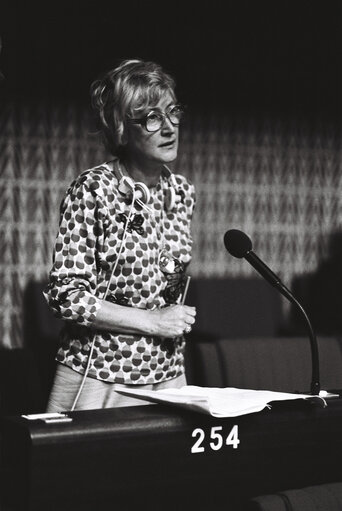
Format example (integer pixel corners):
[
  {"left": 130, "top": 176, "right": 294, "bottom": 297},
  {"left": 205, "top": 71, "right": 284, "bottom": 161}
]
[{"left": 181, "top": 276, "right": 191, "bottom": 305}]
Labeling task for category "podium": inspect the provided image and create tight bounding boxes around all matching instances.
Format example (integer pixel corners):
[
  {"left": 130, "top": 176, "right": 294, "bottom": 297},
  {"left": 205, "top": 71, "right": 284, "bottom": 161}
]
[{"left": 2, "top": 398, "right": 342, "bottom": 510}]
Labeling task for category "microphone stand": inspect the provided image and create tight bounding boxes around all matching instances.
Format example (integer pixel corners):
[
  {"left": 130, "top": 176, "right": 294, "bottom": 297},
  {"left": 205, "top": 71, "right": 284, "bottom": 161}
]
[
  {"left": 245, "top": 250, "right": 321, "bottom": 395},
  {"left": 278, "top": 283, "right": 320, "bottom": 396},
  {"left": 224, "top": 230, "right": 323, "bottom": 397}
]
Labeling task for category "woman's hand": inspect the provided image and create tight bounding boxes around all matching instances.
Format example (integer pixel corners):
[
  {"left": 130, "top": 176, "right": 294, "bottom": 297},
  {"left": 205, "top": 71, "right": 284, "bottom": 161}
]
[
  {"left": 94, "top": 300, "right": 196, "bottom": 338},
  {"left": 150, "top": 305, "right": 196, "bottom": 338}
]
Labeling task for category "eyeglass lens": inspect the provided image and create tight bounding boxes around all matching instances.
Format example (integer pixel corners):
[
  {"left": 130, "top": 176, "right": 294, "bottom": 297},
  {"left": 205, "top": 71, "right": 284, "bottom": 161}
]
[{"left": 146, "top": 106, "right": 183, "bottom": 131}]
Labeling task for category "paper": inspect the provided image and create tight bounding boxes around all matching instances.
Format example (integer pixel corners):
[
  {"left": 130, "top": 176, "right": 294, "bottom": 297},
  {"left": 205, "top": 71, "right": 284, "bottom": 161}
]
[
  {"left": 116, "top": 385, "right": 325, "bottom": 417},
  {"left": 22, "top": 412, "right": 69, "bottom": 420}
]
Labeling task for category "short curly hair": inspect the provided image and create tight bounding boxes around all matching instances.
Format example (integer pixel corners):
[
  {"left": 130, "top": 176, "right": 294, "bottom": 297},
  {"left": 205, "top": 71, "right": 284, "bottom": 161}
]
[{"left": 90, "top": 59, "right": 176, "bottom": 156}]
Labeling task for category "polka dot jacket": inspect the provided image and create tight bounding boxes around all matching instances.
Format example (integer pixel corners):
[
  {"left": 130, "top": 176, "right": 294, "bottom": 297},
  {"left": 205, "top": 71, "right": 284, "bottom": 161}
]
[{"left": 44, "top": 160, "right": 196, "bottom": 385}]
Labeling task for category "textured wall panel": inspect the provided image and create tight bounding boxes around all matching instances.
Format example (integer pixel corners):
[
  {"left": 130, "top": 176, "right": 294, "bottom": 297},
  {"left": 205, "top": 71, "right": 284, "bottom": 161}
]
[{"left": 1, "top": 101, "right": 341, "bottom": 347}]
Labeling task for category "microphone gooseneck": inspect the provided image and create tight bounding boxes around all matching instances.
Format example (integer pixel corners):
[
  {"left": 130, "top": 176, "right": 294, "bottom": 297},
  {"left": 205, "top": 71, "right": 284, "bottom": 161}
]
[{"left": 224, "top": 229, "right": 320, "bottom": 396}]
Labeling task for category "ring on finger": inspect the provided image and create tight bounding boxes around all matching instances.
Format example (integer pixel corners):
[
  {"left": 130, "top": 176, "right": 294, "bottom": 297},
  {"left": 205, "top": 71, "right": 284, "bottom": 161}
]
[{"left": 184, "top": 325, "right": 192, "bottom": 334}]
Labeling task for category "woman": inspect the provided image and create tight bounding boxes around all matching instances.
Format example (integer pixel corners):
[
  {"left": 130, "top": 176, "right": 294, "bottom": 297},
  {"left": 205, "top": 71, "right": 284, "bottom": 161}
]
[{"left": 44, "top": 59, "right": 196, "bottom": 411}]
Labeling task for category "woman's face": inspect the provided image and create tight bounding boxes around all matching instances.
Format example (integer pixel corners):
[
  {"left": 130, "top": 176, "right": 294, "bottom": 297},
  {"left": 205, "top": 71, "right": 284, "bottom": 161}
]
[{"left": 124, "top": 91, "right": 179, "bottom": 168}]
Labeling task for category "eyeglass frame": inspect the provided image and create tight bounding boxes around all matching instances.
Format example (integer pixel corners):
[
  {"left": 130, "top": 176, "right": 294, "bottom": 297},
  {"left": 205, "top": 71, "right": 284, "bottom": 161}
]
[{"left": 128, "top": 104, "right": 185, "bottom": 132}]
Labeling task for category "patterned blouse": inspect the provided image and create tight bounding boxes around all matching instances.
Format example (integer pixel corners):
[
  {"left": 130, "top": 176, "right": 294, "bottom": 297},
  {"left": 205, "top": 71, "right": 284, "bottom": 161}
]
[{"left": 44, "top": 160, "right": 196, "bottom": 385}]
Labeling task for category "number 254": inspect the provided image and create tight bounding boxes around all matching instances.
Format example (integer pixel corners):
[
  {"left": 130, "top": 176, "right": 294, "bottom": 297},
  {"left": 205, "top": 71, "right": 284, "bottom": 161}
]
[{"left": 191, "top": 425, "right": 240, "bottom": 453}]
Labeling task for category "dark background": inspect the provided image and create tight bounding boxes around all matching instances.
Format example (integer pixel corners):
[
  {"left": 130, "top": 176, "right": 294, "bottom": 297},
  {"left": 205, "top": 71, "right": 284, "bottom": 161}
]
[{"left": 1, "top": 0, "right": 342, "bottom": 117}]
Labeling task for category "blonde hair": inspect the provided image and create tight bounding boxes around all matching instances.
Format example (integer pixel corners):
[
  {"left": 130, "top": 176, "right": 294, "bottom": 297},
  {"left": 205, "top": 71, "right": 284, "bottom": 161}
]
[{"left": 90, "top": 59, "right": 176, "bottom": 156}]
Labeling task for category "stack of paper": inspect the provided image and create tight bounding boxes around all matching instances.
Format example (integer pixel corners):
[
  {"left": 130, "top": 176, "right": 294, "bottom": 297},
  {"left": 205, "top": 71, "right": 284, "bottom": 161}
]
[{"left": 116, "top": 385, "right": 325, "bottom": 417}]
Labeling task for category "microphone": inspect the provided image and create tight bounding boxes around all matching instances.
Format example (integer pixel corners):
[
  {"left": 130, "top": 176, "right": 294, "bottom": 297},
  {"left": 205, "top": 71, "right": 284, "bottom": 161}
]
[
  {"left": 224, "top": 229, "right": 320, "bottom": 396},
  {"left": 224, "top": 229, "right": 293, "bottom": 301}
]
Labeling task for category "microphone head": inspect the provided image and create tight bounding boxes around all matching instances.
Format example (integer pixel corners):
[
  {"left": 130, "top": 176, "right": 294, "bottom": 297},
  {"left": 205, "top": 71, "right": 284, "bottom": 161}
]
[{"left": 224, "top": 229, "right": 253, "bottom": 258}]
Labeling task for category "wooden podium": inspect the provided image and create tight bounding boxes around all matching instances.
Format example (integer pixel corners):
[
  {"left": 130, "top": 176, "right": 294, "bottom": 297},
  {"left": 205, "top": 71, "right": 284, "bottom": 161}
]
[{"left": 2, "top": 397, "right": 342, "bottom": 510}]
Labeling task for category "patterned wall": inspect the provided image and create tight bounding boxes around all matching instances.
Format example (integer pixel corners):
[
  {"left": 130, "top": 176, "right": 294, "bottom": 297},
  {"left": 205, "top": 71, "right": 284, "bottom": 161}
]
[{"left": 1, "top": 100, "right": 342, "bottom": 347}]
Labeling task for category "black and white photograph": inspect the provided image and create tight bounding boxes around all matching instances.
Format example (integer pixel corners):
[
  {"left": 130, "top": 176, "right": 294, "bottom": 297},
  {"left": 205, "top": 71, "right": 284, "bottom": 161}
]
[{"left": 1, "top": 1, "right": 342, "bottom": 509}]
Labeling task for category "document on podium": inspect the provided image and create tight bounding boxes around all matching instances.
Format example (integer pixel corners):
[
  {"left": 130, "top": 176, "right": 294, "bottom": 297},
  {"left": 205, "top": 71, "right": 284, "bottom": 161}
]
[{"left": 116, "top": 386, "right": 326, "bottom": 417}]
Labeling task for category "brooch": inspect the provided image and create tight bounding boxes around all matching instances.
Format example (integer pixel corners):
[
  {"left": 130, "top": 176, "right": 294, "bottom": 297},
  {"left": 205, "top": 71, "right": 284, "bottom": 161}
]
[{"left": 118, "top": 213, "right": 145, "bottom": 235}]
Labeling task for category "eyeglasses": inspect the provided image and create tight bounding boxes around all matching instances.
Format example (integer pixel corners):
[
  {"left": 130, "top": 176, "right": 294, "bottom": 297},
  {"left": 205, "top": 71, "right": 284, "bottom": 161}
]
[{"left": 129, "top": 104, "right": 184, "bottom": 132}]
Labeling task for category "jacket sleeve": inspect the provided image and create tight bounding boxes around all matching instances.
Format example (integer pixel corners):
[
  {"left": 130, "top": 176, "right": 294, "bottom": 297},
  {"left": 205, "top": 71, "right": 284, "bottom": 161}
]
[{"left": 43, "top": 182, "right": 107, "bottom": 327}]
